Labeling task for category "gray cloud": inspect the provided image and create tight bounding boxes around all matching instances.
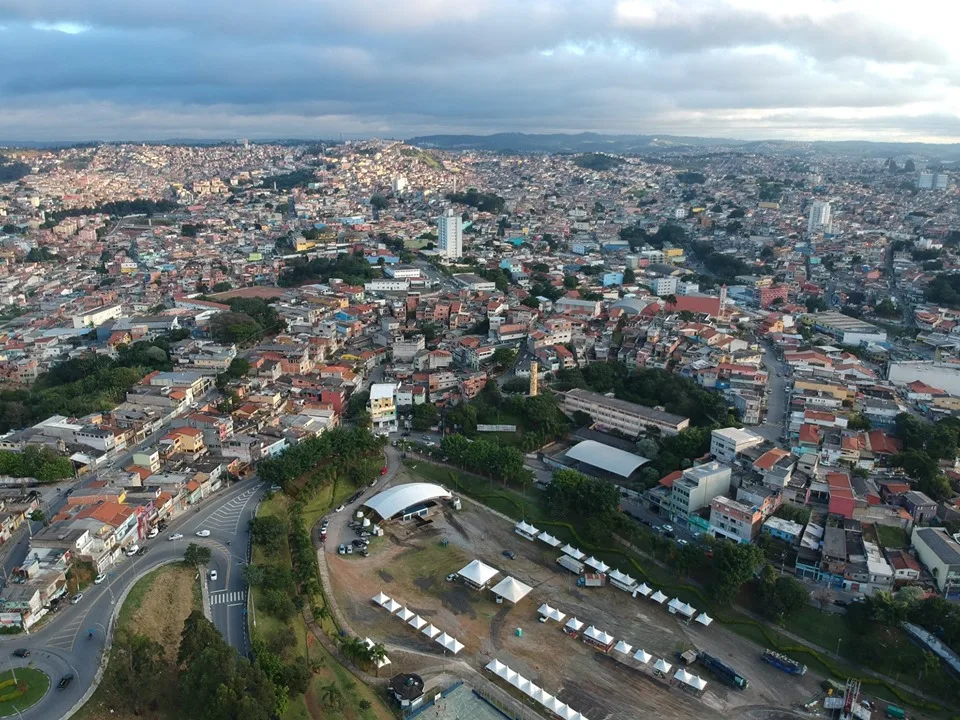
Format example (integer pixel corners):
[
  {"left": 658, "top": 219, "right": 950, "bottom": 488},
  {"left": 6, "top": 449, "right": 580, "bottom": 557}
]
[{"left": 0, "top": 1, "right": 956, "bottom": 141}]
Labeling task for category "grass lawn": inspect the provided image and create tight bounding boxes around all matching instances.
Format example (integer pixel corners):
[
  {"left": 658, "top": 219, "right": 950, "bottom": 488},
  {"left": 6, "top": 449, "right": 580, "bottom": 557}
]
[
  {"left": 0, "top": 667, "right": 50, "bottom": 715},
  {"left": 875, "top": 524, "right": 909, "bottom": 549}
]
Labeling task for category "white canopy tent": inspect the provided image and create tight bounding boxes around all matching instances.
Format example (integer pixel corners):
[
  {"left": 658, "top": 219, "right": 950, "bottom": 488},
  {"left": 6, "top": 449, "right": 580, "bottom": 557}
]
[
  {"left": 421, "top": 624, "right": 441, "bottom": 639},
  {"left": 582, "top": 626, "right": 615, "bottom": 647},
  {"left": 435, "top": 633, "right": 464, "bottom": 654},
  {"left": 408, "top": 614, "right": 427, "bottom": 630},
  {"left": 508, "top": 671, "right": 525, "bottom": 689},
  {"left": 537, "top": 531, "right": 561, "bottom": 547},
  {"left": 636, "top": 583, "right": 653, "bottom": 597},
  {"left": 650, "top": 590, "right": 668, "bottom": 604},
  {"left": 695, "top": 612, "right": 713, "bottom": 627},
  {"left": 614, "top": 640, "right": 633, "bottom": 656},
  {"left": 674, "top": 668, "right": 694, "bottom": 685},
  {"left": 384, "top": 598, "right": 402, "bottom": 613},
  {"left": 396, "top": 607, "right": 415, "bottom": 621},
  {"left": 515, "top": 520, "right": 540, "bottom": 539},
  {"left": 560, "top": 544, "right": 585, "bottom": 560},
  {"left": 678, "top": 602, "right": 697, "bottom": 618},
  {"left": 608, "top": 569, "right": 638, "bottom": 591},
  {"left": 584, "top": 556, "right": 610, "bottom": 573},
  {"left": 690, "top": 675, "right": 708, "bottom": 691},
  {"left": 654, "top": 658, "right": 673, "bottom": 674},
  {"left": 565, "top": 616, "right": 584, "bottom": 632},
  {"left": 457, "top": 559, "right": 500, "bottom": 588},
  {"left": 667, "top": 597, "right": 684, "bottom": 614},
  {"left": 363, "top": 638, "right": 391, "bottom": 668},
  {"left": 372, "top": 592, "right": 391, "bottom": 607},
  {"left": 633, "top": 648, "right": 652, "bottom": 664},
  {"left": 518, "top": 678, "right": 534, "bottom": 695},
  {"left": 490, "top": 576, "right": 533, "bottom": 604},
  {"left": 486, "top": 659, "right": 507, "bottom": 675},
  {"left": 504, "top": 669, "right": 519, "bottom": 685},
  {"left": 537, "top": 603, "right": 566, "bottom": 622}
]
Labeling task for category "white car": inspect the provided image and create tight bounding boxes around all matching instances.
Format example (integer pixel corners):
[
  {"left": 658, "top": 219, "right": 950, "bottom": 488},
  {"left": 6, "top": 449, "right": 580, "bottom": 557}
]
[
  {"left": 209, "top": 569, "right": 218, "bottom": 581},
  {"left": 195, "top": 530, "right": 211, "bottom": 538},
  {"left": 94, "top": 573, "right": 107, "bottom": 585},
  {"left": 168, "top": 533, "right": 184, "bottom": 541},
  {"left": 147, "top": 528, "right": 159, "bottom": 539},
  {"left": 125, "top": 545, "right": 140, "bottom": 556},
  {"left": 334, "top": 504, "right": 345, "bottom": 513}
]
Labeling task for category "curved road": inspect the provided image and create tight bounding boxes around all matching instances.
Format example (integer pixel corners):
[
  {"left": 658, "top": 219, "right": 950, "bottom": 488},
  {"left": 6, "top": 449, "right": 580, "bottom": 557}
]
[{"left": 0, "top": 477, "right": 265, "bottom": 720}]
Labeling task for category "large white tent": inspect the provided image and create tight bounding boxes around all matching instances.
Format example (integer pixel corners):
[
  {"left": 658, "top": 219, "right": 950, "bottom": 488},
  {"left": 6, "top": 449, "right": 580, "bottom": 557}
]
[
  {"left": 668, "top": 597, "right": 684, "bottom": 614},
  {"left": 421, "top": 624, "right": 441, "bottom": 639},
  {"left": 582, "top": 626, "right": 615, "bottom": 647},
  {"left": 650, "top": 590, "right": 668, "bottom": 604},
  {"left": 515, "top": 520, "right": 539, "bottom": 539},
  {"left": 435, "top": 632, "right": 464, "bottom": 654},
  {"left": 488, "top": 658, "right": 591, "bottom": 720},
  {"left": 560, "top": 544, "right": 585, "bottom": 560},
  {"left": 614, "top": 640, "right": 633, "bottom": 656},
  {"left": 457, "top": 559, "right": 500, "bottom": 588},
  {"left": 584, "top": 556, "right": 610, "bottom": 573},
  {"left": 608, "top": 569, "right": 638, "bottom": 592},
  {"left": 565, "top": 616, "right": 584, "bottom": 632},
  {"left": 635, "top": 583, "right": 653, "bottom": 597},
  {"left": 634, "top": 648, "right": 652, "bottom": 664},
  {"left": 695, "top": 612, "right": 713, "bottom": 627},
  {"left": 538, "top": 531, "right": 561, "bottom": 547},
  {"left": 397, "top": 607, "right": 415, "bottom": 621},
  {"left": 384, "top": 598, "right": 402, "bottom": 613},
  {"left": 678, "top": 602, "right": 697, "bottom": 618},
  {"left": 690, "top": 676, "right": 708, "bottom": 691},
  {"left": 372, "top": 592, "right": 391, "bottom": 607},
  {"left": 363, "top": 638, "right": 391, "bottom": 668},
  {"left": 486, "top": 659, "right": 507, "bottom": 675},
  {"left": 674, "top": 668, "right": 694, "bottom": 685},
  {"left": 654, "top": 658, "right": 672, "bottom": 674},
  {"left": 490, "top": 576, "right": 533, "bottom": 604}
]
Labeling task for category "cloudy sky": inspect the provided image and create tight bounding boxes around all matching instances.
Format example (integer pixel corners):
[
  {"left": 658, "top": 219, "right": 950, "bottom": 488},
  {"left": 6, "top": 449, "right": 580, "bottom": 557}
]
[{"left": 1, "top": 0, "right": 958, "bottom": 142}]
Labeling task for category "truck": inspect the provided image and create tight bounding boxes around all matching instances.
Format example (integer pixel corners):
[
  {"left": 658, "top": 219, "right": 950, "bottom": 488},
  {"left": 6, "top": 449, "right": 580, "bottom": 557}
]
[
  {"left": 885, "top": 705, "right": 905, "bottom": 720},
  {"left": 578, "top": 573, "right": 606, "bottom": 588},
  {"left": 698, "top": 652, "right": 749, "bottom": 690},
  {"left": 557, "top": 555, "right": 584, "bottom": 575},
  {"left": 762, "top": 649, "right": 808, "bottom": 676}
]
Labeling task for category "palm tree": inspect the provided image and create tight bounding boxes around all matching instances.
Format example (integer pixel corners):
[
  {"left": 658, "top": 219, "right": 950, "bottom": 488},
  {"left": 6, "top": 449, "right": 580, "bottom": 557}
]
[
  {"left": 369, "top": 642, "right": 387, "bottom": 665},
  {"left": 320, "top": 682, "right": 346, "bottom": 711}
]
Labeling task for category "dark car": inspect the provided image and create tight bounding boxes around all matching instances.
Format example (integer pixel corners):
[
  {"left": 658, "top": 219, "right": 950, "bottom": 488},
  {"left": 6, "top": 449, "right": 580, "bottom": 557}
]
[
  {"left": 12, "top": 648, "right": 29, "bottom": 658},
  {"left": 502, "top": 550, "right": 516, "bottom": 560},
  {"left": 58, "top": 674, "right": 74, "bottom": 690},
  {"left": 136, "top": 546, "right": 149, "bottom": 556}
]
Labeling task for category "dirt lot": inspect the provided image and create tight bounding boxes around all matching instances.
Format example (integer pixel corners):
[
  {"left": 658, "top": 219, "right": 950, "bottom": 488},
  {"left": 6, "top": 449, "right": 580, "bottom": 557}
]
[{"left": 326, "top": 470, "right": 823, "bottom": 720}]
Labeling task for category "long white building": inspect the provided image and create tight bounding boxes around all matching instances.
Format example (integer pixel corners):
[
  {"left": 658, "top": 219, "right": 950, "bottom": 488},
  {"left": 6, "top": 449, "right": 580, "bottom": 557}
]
[{"left": 437, "top": 208, "right": 463, "bottom": 259}]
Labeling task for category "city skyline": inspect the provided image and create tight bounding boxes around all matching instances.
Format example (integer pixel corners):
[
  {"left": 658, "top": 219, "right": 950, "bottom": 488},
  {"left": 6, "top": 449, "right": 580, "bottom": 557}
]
[{"left": 1, "top": 1, "right": 959, "bottom": 142}]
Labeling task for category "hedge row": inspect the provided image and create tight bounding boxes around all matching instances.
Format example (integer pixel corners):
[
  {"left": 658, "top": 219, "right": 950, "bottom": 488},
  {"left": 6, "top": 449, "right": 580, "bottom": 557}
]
[{"left": 443, "top": 470, "right": 945, "bottom": 714}]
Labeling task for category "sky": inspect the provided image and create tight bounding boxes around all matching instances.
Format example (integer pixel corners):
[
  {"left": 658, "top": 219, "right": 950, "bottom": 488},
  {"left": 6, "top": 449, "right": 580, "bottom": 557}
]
[{"left": 1, "top": 0, "right": 959, "bottom": 143}]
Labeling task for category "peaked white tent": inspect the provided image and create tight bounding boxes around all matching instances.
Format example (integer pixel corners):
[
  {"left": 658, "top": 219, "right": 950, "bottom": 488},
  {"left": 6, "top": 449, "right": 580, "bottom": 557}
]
[
  {"left": 667, "top": 597, "right": 684, "bottom": 614},
  {"left": 537, "top": 531, "right": 561, "bottom": 547},
  {"left": 608, "top": 569, "right": 638, "bottom": 592},
  {"left": 556, "top": 705, "right": 576, "bottom": 720},
  {"left": 695, "top": 612, "right": 713, "bottom": 627},
  {"left": 545, "top": 698, "right": 563, "bottom": 712},
  {"left": 674, "top": 668, "right": 694, "bottom": 684},
  {"left": 515, "top": 520, "right": 540, "bottom": 539},
  {"left": 435, "top": 633, "right": 464, "bottom": 654},
  {"left": 654, "top": 658, "right": 672, "bottom": 674},
  {"left": 397, "top": 607, "right": 415, "bottom": 621},
  {"left": 504, "top": 669, "right": 519, "bottom": 685},
  {"left": 633, "top": 648, "right": 652, "bottom": 664},
  {"left": 650, "top": 590, "right": 668, "bottom": 604},
  {"left": 490, "top": 576, "right": 533, "bottom": 604},
  {"left": 614, "top": 640, "right": 633, "bottom": 656},
  {"left": 537, "top": 603, "right": 566, "bottom": 622},
  {"left": 486, "top": 659, "right": 507, "bottom": 675},
  {"left": 457, "top": 559, "right": 500, "bottom": 588},
  {"left": 636, "top": 583, "right": 653, "bottom": 597},
  {"left": 509, "top": 671, "right": 525, "bottom": 689},
  {"left": 565, "top": 616, "right": 584, "bottom": 632},
  {"left": 582, "top": 626, "right": 615, "bottom": 647},
  {"left": 384, "top": 598, "right": 402, "bottom": 613},
  {"left": 408, "top": 614, "right": 427, "bottom": 630},
  {"left": 518, "top": 678, "right": 533, "bottom": 694},
  {"left": 560, "top": 544, "right": 585, "bottom": 560},
  {"left": 690, "top": 675, "right": 708, "bottom": 691},
  {"left": 584, "top": 556, "right": 610, "bottom": 573},
  {"left": 678, "top": 602, "right": 697, "bottom": 618},
  {"left": 372, "top": 592, "right": 391, "bottom": 607},
  {"left": 421, "top": 624, "right": 441, "bottom": 639}
]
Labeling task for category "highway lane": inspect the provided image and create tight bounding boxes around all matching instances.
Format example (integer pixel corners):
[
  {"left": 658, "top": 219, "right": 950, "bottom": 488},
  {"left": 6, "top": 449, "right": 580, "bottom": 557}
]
[{"left": 0, "top": 477, "right": 264, "bottom": 720}]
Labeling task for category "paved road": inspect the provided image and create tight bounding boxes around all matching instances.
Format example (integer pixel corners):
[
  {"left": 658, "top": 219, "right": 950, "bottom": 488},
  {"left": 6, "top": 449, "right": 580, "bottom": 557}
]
[
  {"left": 0, "top": 477, "right": 264, "bottom": 720},
  {"left": 757, "top": 343, "right": 789, "bottom": 443}
]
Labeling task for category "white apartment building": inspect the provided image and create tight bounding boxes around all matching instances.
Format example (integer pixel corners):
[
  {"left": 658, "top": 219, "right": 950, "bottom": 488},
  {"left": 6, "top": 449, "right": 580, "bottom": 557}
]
[
  {"left": 563, "top": 388, "right": 690, "bottom": 437},
  {"left": 370, "top": 382, "right": 400, "bottom": 436},
  {"left": 72, "top": 304, "right": 123, "bottom": 329},
  {"left": 651, "top": 276, "right": 678, "bottom": 297},
  {"left": 668, "top": 462, "right": 732, "bottom": 524},
  {"left": 807, "top": 201, "right": 832, "bottom": 234},
  {"left": 437, "top": 208, "right": 463, "bottom": 259},
  {"left": 911, "top": 527, "right": 960, "bottom": 597},
  {"left": 710, "top": 426, "right": 764, "bottom": 463}
]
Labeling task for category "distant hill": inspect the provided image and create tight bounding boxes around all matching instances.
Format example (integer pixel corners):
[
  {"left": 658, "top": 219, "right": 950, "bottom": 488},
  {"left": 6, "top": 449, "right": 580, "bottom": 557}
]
[{"left": 406, "top": 132, "right": 960, "bottom": 160}]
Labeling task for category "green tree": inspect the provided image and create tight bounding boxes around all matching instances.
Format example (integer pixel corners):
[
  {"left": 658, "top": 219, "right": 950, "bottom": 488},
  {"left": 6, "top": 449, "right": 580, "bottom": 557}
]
[
  {"left": 320, "top": 682, "right": 345, "bottom": 711},
  {"left": 183, "top": 543, "right": 212, "bottom": 568},
  {"left": 711, "top": 540, "right": 764, "bottom": 604},
  {"left": 493, "top": 347, "right": 517, "bottom": 368},
  {"left": 250, "top": 516, "right": 287, "bottom": 555},
  {"left": 210, "top": 312, "right": 264, "bottom": 346},
  {"left": 212, "top": 281, "right": 233, "bottom": 293},
  {"left": 411, "top": 402, "right": 439, "bottom": 431},
  {"left": 623, "top": 266, "right": 636, "bottom": 284},
  {"left": 370, "top": 194, "right": 388, "bottom": 210},
  {"left": 545, "top": 469, "right": 620, "bottom": 519}
]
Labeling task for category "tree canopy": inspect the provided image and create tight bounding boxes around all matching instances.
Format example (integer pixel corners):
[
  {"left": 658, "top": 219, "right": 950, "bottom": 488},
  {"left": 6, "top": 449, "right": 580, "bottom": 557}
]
[{"left": 544, "top": 469, "right": 621, "bottom": 519}]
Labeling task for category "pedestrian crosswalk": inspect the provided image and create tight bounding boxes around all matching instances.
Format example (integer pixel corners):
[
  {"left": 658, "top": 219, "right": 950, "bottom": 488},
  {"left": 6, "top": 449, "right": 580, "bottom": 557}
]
[
  {"left": 203, "top": 488, "right": 258, "bottom": 534},
  {"left": 210, "top": 590, "right": 246, "bottom": 606}
]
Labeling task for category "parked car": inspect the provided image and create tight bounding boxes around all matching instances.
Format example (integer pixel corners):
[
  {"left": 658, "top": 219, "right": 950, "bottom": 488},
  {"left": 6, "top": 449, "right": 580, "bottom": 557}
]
[
  {"left": 94, "top": 573, "right": 107, "bottom": 585},
  {"left": 12, "top": 648, "right": 29, "bottom": 658},
  {"left": 346, "top": 544, "right": 353, "bottom": 555},
  {"left": 124, "top": 545, "right": 140, "bottom": 556},
  {"left": 502, "top": 550, "right": 516, "bottom": 560},
  {"left": 136, "top": 547, "right": 148, "bottom": 556},
  {"left": 676, "top": 539, "right": 689, "bottom": 547},
  {"left": 380, "top": 465, "right": 388, "bottom": 475},
  {"left": 209, "top": 569, "right": 218, "bottom": 581},
  {"left": 168, "top": 533, "right": 184, "bottom": 541},
  {"left": 334, "top": 504, "right": 345, "bottom": 513},
  {"left": 446, "top": 573, "right": 457, "bottom": 582},
  {"left": 58, "top": 674, "right": 74, "bottom": 690},
  {"left": 338, "top": 544, "right": 346, "bottom": 555},
  {"left": 195, "top": 529, "right": 211, "bottom": 537},
  {"left": 147, "top": 528, "right": 159, "bottom": 539},
  {"left": 662, "top": 524, "right": 674, "bottom": 533},
  {"left": 70, "top": 593, "right": 83, "bottom": 605}
]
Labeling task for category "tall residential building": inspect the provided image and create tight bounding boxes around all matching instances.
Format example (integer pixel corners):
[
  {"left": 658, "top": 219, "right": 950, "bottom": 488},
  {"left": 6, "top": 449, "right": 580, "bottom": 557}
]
[
  {"left": 668, "top": 461, "right": 732, "bottom": 524},
  {"left": 918, "top": 172, "right": 949, "bottom": 191},
  {"left": 369, "top": 382, "right": 400, "bottom": 435},
  {"left": 807, "top": 201, "right": 831, "bottom": 234},
  {"left": 437, "top": 208, "right": 463, "bottom": 259},
  {"left": 392, "top": 176, "right": 408, "bottom": 194}
]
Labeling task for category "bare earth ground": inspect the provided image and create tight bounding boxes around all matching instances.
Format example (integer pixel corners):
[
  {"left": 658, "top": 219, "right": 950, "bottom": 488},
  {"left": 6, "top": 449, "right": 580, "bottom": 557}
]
[
  {"left": 326, "top": 473, "right": 822, "bottom": 720},
  {"left": 78, "top": 565, "right": 198, "bottom": 720}
]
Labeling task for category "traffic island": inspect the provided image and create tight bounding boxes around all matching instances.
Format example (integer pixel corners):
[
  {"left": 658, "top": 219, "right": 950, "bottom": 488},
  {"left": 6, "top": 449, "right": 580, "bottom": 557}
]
[{"left": 0, "top": 667, "right": 51, "bottom": 717}]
